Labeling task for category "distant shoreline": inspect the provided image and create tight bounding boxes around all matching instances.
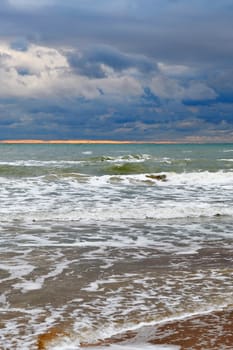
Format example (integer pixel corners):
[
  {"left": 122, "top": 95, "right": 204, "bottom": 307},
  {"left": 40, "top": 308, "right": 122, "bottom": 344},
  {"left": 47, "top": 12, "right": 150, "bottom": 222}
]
[
  {"left": 0, "top": 139, "right": 183, "bottom": 144},
  {"left": 0, "top": 139, "right": 230, "bottom": 144}
]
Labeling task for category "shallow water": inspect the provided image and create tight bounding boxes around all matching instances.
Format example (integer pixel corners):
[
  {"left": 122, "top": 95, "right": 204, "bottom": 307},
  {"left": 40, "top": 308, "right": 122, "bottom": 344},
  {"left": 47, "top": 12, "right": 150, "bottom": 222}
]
[{"left": 0, "top": 143, "right": 233, "bottom": 349}]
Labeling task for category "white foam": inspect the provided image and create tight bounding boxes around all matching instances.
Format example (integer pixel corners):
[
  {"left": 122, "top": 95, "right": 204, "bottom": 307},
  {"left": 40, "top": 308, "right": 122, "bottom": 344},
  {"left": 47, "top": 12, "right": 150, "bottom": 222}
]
[
  {"left": 45, "top": 304, "right": 231, "bottom": 350},
  {"left": 79, "top": 170, "right": 233, "bottom": 189},
  {"left": 82, "top": 276, "right": 125, "bottom": 292},
  {"left": 108, "top": 154, "right": 151, "bottom": 163},
  {"left": 0, "top": 171, "right": 233, "bottom": 225},
  {"left": 0, "top": 160, "right": 84, "bottom": 167},
  {"left": 82, "top": 151, "right": 93, "bottom": 155},
  {"left": 89, "top": 346, "right": 180, "bottom": 350},
  {"left": 218, "top": 158, "right": 233, "bottom": 162},
  {"left": 21, "top": 202, "right": 231, "bottom": 223},
  {"left": 166, "top": 170, "right": 233, "bottom": 186},
  {"left": 8, "top": 253, "right": 71, "bottom": 293},
  {"left": 47, "top": 338, "right": 80, "bottom": 350},
  {"left": 14, "top": 279, "right": 43, "bottom": 293},
  {"left": 48, "top": 341, "right": 180, "bottom": 350},
  {"left": 0, "top": 262, "right": 35, "bottom": 280},
  {"left": 0, "top": 293, "right": 8, "bottom": 307},
  {"left": 0, "top": 154, "right": 151, "bottom": 168}
]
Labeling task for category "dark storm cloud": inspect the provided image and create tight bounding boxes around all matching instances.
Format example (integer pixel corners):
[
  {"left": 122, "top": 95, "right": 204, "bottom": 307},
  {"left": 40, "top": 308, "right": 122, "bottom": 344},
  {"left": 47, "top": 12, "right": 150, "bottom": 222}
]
[
  {"left": 67, "top": 46, "right": 157, "bottom": 78},
  {"left": 0, "top": 0, "right": 231, "bottom": 66},
  {"left": 0, "top": 89, "right": 232, "bottom": 141}
]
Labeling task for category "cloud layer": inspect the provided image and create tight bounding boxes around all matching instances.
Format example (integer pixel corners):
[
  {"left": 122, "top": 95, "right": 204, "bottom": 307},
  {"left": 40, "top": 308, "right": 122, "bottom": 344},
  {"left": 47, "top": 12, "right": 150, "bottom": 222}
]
[{"left": 0, "top": 0, "right": 232, "bottom": 140}]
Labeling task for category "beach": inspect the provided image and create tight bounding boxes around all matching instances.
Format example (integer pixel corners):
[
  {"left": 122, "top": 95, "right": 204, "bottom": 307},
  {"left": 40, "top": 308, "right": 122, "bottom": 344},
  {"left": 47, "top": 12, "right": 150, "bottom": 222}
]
[
  {"left": 36, "top": 307, "right": 233, "bottom": 349},
  {"left": 0, "top": 143, "right": 232, "bottom": 349},
  {"left": 76, "top": 307, "right": 233, "bottom": 349}
]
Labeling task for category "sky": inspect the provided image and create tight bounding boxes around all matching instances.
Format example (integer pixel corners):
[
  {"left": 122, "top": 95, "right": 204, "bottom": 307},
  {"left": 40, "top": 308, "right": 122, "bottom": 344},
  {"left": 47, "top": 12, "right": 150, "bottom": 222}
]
[{"left": 0, "top": 0, "right": 233, "bottom": 141}]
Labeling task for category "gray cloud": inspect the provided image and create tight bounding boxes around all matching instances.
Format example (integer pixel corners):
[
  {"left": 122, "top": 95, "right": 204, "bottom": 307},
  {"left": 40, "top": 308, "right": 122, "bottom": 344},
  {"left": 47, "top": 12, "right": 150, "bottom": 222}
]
[
  {"left": 67, "top": 46, "right": 157, "bottom": 78},
  {"left": 0, "top": 0, "right": 232, "bottom": 140},
  {"left": 0, "top": 0, "right": 231, "bottom": 67},
  {"left": 0, "top": 88, "right": 231, "bottom": 141},
  {"left": 150, "top": 76, "right": 217, "bottom": 101},
  {"left": 10, "top": 38, "right": 29, "bottom": 52}
]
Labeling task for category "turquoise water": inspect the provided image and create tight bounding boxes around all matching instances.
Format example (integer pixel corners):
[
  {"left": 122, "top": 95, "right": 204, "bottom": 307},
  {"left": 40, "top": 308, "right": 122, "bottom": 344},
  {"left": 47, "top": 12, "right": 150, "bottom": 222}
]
[{"left": 0, "top": 143, "right": 233, "bottom": 349}]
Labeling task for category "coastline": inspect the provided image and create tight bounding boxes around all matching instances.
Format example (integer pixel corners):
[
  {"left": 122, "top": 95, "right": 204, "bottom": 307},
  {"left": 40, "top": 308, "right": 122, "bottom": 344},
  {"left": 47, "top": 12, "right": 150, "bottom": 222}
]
[
  {"left": 0, "top": 139, "right": 182, "bottom": 144},
  {"left": 0, "top": 139, "right": 231, "bottom": 145},
  {"left": 81, "top": 307, "right": 233, "bottom": 349},
  {"left": 37, "top": 306, "right": 233, "bottom": 349}
]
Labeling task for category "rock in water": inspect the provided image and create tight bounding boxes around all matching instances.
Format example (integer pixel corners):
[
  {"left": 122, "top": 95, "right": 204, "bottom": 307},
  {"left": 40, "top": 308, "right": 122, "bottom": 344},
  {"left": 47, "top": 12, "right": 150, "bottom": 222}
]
[{"left": 146, "top": 174, "right": 167, "bottom": 181}]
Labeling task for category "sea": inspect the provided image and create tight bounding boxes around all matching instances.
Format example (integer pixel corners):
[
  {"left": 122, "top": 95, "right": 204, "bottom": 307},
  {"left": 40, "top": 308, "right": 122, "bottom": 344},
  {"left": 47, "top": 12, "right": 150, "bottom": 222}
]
[{"left": 0, "top": 143, "right": 233, "bottom": 350}]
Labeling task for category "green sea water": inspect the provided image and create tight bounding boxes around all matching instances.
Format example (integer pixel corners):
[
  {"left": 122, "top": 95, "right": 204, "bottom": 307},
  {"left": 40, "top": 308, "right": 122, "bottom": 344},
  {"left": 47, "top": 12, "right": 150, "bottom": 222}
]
[{"left": 0, "top": 143, "right": 232, "bottom": 176}]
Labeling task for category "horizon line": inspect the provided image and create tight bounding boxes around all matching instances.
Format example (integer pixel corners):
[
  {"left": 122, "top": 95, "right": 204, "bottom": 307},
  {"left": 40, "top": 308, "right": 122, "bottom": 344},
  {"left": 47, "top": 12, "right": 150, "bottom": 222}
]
[
  {"left": 0, "top": 139, "right": 180, "bottom": 144},
  {"left": 0, "top": 139, "right": 231, "bottom": 144}
]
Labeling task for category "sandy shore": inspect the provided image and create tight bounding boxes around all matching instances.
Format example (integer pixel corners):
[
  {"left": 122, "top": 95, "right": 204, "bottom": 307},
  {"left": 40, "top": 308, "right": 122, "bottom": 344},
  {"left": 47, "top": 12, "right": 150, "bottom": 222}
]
[
  {"left": 144, "top": 307, "right": 233, "bottom": 349},
  {"left": 37, "top": 307, "right": 233, "bottom": 349},
  {"left": 0, "top": 139, "right": 184, "bottom": 144}
]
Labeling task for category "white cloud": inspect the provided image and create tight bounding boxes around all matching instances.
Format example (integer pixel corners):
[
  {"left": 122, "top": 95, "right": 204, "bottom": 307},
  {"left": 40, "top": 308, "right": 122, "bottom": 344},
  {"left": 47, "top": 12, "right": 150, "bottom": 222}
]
[
  {"left": 1, "top": 42, "right": 67, "bottom": 73},
  {"left": 158, "top": 62, "right": 192, "bottom": 76},
  {"left": 0, "top": 42, "right": 143, "bottom": 100},
  {"left": 0, "top": 42, "right": 217, "bottom": 103}
]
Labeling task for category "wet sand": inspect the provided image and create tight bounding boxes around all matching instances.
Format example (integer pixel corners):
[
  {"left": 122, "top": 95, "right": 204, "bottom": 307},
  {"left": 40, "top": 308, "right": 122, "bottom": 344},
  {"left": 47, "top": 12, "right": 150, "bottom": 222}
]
[
  {"left": 147, "top": 307, "right": 233, "bottom": 349},
  {"left": 37, "top": 307, "right": 233, "bottom": 349}
]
